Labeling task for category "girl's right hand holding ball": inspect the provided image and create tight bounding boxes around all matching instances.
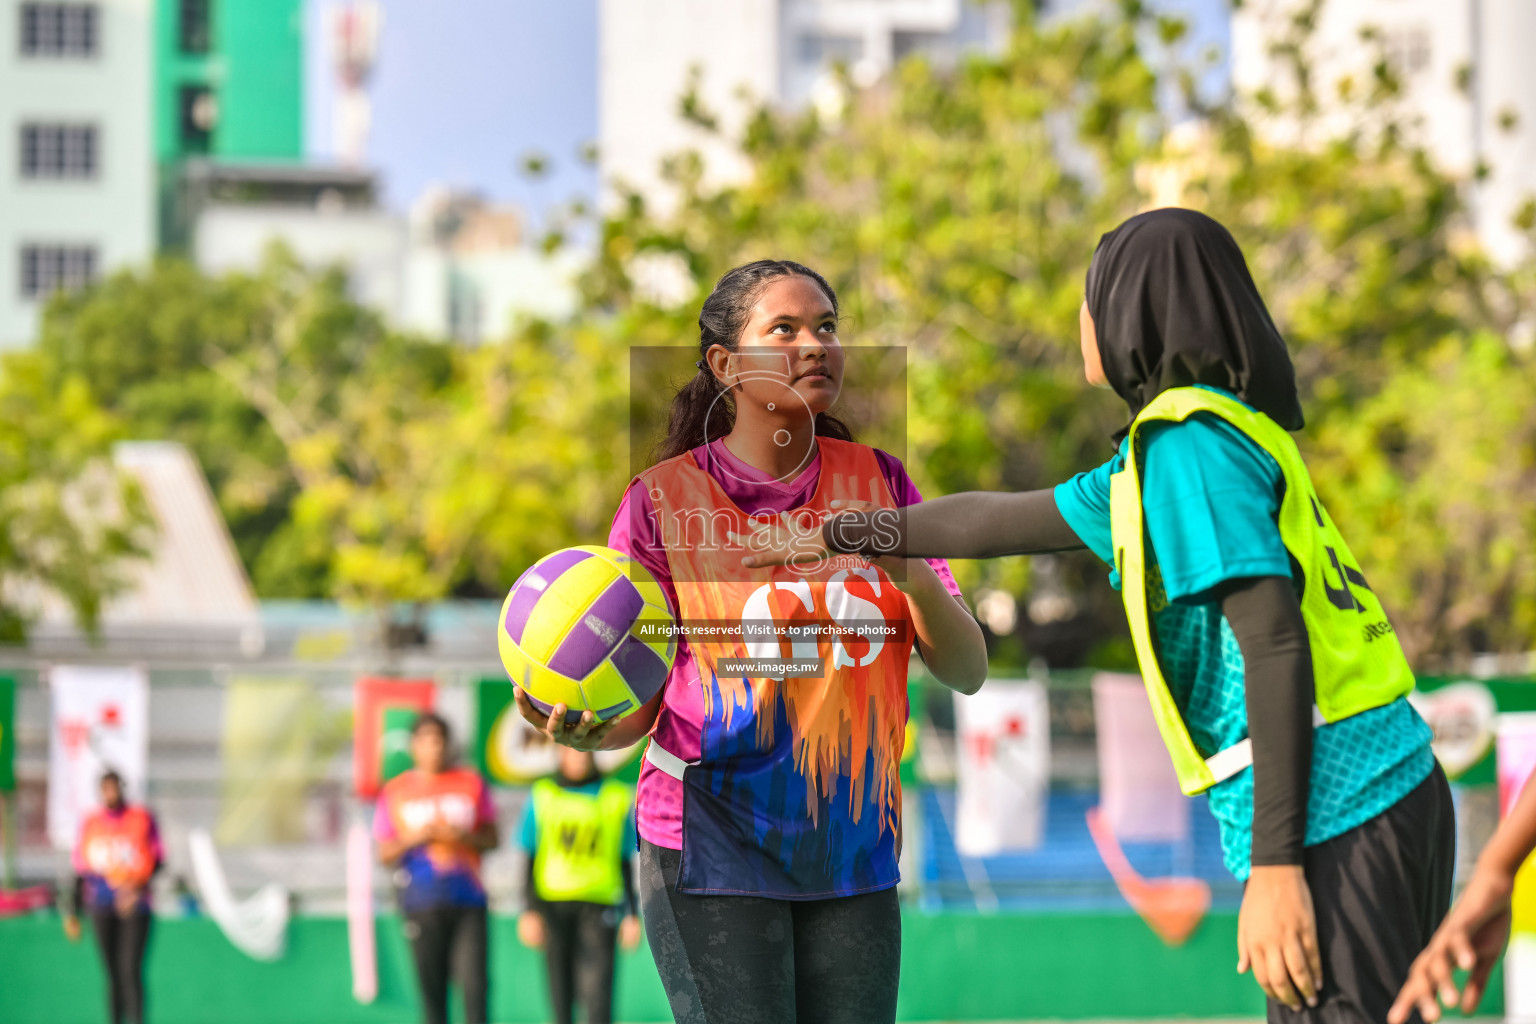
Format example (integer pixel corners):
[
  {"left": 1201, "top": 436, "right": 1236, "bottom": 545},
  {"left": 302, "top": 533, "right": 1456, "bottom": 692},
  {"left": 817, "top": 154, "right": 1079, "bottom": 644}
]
[{"left": 513, "top": 687, "right": 620, "bottom": 751}]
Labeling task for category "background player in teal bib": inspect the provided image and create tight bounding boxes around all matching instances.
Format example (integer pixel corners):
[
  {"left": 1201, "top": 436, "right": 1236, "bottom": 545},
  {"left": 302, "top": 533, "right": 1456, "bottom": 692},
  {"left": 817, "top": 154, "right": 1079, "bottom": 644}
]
[
  {"left": 517, "top": 746, "right": 641, "bottom": 1024},
  {"left": 748, "top": 209, "right": 1456, "bottom": 1023}
]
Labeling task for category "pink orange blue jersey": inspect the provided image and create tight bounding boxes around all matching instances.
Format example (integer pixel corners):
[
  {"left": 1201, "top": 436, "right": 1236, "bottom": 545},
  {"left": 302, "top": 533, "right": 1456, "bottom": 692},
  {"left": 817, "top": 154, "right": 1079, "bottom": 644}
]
[
  {"left": 374, "top": 767, "right": 497, "bottom": 910},
  {"left": 73, "top": 805, "right": 162, "bottom": 912},
  {"left": 618, "top": 437, "right": 958, "bottom": 899}
]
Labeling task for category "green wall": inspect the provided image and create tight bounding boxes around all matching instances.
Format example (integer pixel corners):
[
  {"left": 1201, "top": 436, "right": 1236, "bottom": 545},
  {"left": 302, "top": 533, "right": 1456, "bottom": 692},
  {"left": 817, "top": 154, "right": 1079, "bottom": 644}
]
[
  {"left": 155, "top": 0, "right": 304, "bottom": 162},
  {"left": 0, "top": 910, "right": 1507, "bottom": 1022}
]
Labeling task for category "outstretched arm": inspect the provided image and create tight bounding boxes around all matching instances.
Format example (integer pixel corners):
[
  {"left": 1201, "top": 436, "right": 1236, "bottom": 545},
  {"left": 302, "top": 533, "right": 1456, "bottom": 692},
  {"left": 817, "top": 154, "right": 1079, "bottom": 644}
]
[
  {"left": 823, "top": 490, "right": 1084, "bottom": 560},
  {"left": 735, "top": 489, "right": 1085, "bottom": 569}
]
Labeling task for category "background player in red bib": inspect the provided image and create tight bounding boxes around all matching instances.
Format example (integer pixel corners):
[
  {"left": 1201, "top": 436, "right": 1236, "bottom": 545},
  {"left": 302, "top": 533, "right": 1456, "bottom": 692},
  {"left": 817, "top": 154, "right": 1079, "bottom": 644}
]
[
  {"left": 375, "top": 712, "right": 500, "bottom": 1024},
  {"left": 64, "top": 769, "right": 162, "bottom": 1024},
  {"left": 517, "top": 259, "right": 989, "bottom": 1024}
]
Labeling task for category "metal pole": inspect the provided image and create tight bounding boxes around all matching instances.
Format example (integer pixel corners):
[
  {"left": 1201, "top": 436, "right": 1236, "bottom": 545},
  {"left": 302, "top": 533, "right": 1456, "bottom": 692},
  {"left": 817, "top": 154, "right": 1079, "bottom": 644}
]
[{"left": 0, "top": 791, "right": 15, "bottom": 890}]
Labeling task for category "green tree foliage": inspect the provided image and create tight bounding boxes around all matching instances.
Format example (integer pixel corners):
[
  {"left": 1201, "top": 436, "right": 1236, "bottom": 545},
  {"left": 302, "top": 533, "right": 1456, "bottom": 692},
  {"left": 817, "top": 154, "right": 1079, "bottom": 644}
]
[
  {"left": 572, "top": 0, "right": 1536, "bottom": 667},
  {"left": 38, "top": 249, "right": 456, "bottom": 600},
  {"left": 0, "top": 351, "right": 150, "bottom": 639},
  {"left": 34, "top": 247, "right": 627, "bottom": 611},
  {"left": 23, "top": 0, "right": 1536, "bottom": 667}
]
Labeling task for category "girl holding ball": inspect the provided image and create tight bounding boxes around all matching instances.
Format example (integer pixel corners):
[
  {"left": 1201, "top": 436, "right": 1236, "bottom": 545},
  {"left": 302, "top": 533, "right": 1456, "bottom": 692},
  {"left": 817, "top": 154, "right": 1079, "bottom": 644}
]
[{"left": 517, "top": 259, "right": 988, "bottom": 1024}]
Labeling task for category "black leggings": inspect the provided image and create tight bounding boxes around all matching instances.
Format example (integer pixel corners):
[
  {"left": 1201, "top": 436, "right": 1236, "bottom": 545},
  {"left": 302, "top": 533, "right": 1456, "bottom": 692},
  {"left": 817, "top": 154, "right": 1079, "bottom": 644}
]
[
  {"left": 89, "top": 909, "right": 150, "bottom": 1024},
  {"left": 541, "top": 901, "right": 620, "bottom": 1024},
  {"left": 638, "top": 840, "right": 901, "bottom": 1024},
  {"left": 404, "top": 904, "right": 488, "bottom": 1024}
]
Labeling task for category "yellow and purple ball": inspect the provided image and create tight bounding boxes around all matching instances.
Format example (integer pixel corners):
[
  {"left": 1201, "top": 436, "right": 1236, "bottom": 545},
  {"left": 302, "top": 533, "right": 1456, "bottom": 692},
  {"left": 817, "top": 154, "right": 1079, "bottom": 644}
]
[{"left": 498, "top": 545, "right": 677, "bottom": 724}]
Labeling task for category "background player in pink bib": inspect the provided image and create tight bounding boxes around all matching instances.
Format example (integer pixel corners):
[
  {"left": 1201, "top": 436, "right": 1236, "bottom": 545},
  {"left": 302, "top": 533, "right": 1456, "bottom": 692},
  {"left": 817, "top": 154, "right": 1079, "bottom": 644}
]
[
  {"left": 65, "top": 769, "right": 162, "bottom": 1024},
  {"left": 375, "top": 713, "right": 500, "bottom": 1024}
]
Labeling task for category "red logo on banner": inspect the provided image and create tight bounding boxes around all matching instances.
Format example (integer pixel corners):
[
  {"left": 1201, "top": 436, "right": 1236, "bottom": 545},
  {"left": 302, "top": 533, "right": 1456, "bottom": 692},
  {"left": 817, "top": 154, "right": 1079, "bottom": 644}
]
[{"left": 60, "top": 718, "right": 91, "bottom": 754}]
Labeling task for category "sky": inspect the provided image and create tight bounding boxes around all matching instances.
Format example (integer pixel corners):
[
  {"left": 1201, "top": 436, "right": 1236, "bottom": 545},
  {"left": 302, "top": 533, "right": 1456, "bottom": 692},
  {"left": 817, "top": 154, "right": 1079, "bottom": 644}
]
[
  {"left": 1152, "top": 0, "right": 1232, "bottom": 107},
  {"left": 304, "top": 0, "right": 599, "bottom": 219},
  {"left": 303, "top": 0, "right": 1229, "bottom": 220}
]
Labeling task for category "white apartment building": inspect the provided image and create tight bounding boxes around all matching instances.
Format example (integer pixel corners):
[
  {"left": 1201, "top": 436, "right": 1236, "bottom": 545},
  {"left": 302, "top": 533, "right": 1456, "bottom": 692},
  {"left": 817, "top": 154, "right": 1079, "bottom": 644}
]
[
  {"left": 1233, "top": 0, "right": 1536, "bottom": 265},
  {"left": 186, "top": 167, "right": 580, "bottom": 345},
  {"left": 400, "top": 187, "right": 581, "bottom": 344},
  {"left": 598, "top": 0, "right": 1009, "bottom": 209},
  {"left": 0, "top": 0, "right": 154, "bottom": 347}
]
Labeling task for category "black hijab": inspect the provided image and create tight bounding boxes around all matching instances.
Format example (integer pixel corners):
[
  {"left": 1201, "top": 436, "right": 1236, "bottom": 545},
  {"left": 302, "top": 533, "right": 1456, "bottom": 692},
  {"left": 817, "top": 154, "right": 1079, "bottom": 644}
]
[{"left": 1085, "top": 207, "right": 1304, "bottom": 442}]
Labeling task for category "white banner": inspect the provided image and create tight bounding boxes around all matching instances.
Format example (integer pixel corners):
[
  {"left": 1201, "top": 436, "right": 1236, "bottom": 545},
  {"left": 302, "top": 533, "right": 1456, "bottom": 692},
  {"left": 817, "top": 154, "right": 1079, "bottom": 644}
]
[
  {"left": 1409, "top": 682, "right": 1498, "bottom": 779},
  {"left": 954, "top": 680, "right": 1049, "bottom": 856},
  {"left": 1092, "top": 672, "right": 1189, "bottom": 843},
  {"left": 47, "top": 665, "right": 149, "bottom": 851}
]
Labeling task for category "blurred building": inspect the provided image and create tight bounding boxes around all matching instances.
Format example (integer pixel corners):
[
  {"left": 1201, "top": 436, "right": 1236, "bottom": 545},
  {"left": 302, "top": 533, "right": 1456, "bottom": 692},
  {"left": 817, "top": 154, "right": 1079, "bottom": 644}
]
[
  {"left": 1233, "top": 0, "right": 1536, "bottom": 265},
  {"left": 156, "top": 0, "right": 305, "bottom": 248},
  {"left": 153, "top": 0, "right": 302, "bottom": 168},
  {"left": 598, "top": 0, "right": 1010, "bottom": 207},
  {"left": 176, "top": 2, "right": 576, "bottom": 341},
  {"left": 0, "top": 0, "right": 156, "bottom": 348},
  {"left": 185, "top": 161, "right": 408, "bottom": 319},
  {"left": 0, "top": 0, "right": 303, "bottom": 348},
  {"left": 402, "top": 187, "right": 582, "bottom": 343}
]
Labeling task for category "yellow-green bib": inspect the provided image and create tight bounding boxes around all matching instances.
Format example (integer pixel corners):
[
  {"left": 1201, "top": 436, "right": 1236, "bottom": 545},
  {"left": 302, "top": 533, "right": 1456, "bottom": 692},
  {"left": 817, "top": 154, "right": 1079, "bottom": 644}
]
[
  {"left": 531, "top": 778, "right": 633, "bottom": 905},
  {"left": 1109, "top": 387, "right": 1415, "bottom": 796}
]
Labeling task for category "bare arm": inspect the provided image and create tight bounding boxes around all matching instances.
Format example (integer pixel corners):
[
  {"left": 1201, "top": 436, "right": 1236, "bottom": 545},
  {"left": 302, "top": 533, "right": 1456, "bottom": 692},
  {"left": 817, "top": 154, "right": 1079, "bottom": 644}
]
[
  {"left": 466, "top": 821, "right": 500, "bottom": 853},
  {"left": 1390, "top": 768, "right": 1536, "bottom": 1022},
  {"left": 1473, "top": 779, "right": 1536, "bottom": 888},
  {"left": 377, "top": 834, "right": 417, "bottom": 867}
]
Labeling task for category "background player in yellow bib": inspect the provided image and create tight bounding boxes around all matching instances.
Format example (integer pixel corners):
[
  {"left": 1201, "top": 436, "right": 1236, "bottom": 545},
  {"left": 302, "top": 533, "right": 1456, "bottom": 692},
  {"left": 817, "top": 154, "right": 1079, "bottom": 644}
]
[
  {"left": 517, "top": 746, "right": 641, "bottom": 1024},
  {"left": 745, "top": 209, "right": 1454, "bottom": 1024}
]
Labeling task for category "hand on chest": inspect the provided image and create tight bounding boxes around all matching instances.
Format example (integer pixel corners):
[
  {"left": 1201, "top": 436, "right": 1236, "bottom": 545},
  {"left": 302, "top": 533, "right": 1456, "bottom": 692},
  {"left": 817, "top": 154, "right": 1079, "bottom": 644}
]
[
  {"left": 397, "top": 791, "right": 475, "bottom": 832},
  {"left": 86, "top": 834, "right": 144, "bottom": 874}
]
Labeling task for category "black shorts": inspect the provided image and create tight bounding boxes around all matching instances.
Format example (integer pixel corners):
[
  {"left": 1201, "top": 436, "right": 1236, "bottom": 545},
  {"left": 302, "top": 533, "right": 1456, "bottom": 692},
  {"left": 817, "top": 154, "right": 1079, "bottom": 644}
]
[{"left": 1268, "top": 762, "right": 1456, "bottom": 1024}]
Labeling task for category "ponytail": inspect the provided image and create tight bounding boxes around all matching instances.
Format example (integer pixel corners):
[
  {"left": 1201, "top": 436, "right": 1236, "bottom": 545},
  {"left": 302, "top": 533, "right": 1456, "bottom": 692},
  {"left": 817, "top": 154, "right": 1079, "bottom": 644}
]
[{"left": 653, "top": 259, "right": 856, "bottom": 464}]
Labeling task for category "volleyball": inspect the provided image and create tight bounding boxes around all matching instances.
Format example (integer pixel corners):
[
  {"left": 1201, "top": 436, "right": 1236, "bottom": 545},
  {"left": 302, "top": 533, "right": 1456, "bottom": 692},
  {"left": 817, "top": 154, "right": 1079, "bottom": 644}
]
[{"left": 498, "top": 545, "right": 677, "bottom": 724}]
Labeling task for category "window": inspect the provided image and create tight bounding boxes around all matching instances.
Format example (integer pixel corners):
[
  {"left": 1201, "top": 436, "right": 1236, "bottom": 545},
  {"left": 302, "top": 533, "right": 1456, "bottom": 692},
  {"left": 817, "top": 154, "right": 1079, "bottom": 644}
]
[
  {"left": 797, "top": 33, "right": 862, "bottom": 66},
  {"left": 20, "top": 123, "right": 98, "bottom": 179},
  {"left": 893, "top": 30, "right": 946, "bottom": 63},
  {"left": 1384, "top": 25, "right": 1432, "bottom": 79},
  {"left": 178, "top": 85, "right": 216, "bottom": 152},
  {"left": 19, "top": 3, "right": 98, "bottom": 57},
  {"left": 179, "top": 0, "right": 211, "bottom": 54},
  {"left": 19, "top": 244, "right": 97, "bottom": 299}
]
